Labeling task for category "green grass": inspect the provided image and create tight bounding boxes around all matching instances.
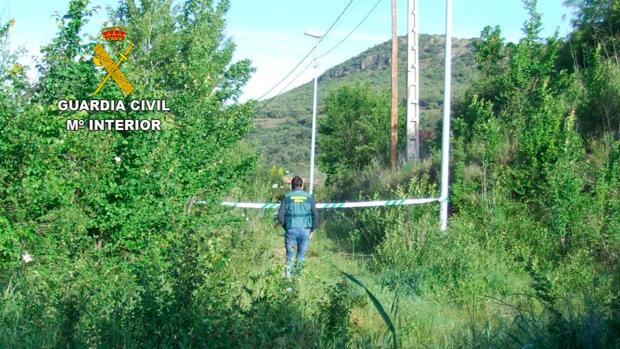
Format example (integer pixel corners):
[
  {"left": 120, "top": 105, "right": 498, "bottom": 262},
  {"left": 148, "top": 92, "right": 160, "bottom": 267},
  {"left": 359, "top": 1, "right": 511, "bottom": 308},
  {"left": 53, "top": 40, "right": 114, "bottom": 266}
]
[{"left": 224, "top": 209, "right": 541, "bottom": 348}]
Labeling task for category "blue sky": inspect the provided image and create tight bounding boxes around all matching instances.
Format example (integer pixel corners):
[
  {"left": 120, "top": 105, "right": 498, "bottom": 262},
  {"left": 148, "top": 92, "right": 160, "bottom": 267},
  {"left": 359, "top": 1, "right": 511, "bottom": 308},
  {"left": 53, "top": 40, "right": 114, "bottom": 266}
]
[{"left": 3, "top": 0, "right": 575, "bottom": 101}]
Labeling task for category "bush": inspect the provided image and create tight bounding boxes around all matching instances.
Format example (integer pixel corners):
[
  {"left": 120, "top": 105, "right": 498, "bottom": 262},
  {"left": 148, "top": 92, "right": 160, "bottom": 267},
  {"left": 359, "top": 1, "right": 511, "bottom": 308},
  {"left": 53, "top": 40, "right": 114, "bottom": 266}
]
[{"left": 318, "top": 83, "right": 392, "bottom": 182}]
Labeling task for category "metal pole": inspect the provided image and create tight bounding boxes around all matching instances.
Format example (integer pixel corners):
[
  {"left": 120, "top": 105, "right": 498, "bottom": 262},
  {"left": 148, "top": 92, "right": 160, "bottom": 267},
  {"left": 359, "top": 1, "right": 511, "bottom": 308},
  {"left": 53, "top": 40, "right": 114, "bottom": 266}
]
[
  {"left": 406, "top": 0, "right": 420, "bottom": 160},
  {"left": 440, "top": 0, "right": 452, "bottom": 232},
  {"left": 309, "top": 41, "right": 319, "bottom": 194},
  {"left": 390, "top": 0, "right": 398, "bottom": 169}
]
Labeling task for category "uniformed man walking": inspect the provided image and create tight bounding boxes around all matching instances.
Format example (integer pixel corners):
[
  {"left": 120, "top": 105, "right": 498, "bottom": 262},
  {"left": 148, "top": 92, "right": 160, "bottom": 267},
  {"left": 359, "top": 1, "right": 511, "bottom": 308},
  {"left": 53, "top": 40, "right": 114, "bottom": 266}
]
[{"left": 277, "top": 176, "right": 320, "bottom": 278}]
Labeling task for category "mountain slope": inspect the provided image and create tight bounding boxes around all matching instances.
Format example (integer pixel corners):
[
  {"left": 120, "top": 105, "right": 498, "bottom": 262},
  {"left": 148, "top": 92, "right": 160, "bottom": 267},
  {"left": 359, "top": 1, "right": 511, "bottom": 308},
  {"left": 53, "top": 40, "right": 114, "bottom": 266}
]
[{"left": 250, "top": 34, "right": 479, "bottom": 174}]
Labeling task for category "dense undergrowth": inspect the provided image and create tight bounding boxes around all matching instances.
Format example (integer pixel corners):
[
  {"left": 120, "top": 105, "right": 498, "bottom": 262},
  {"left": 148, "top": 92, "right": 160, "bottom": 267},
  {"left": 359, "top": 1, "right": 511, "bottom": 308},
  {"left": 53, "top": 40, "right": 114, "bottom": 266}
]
[
  {"left": 2, "top": 0, "right": 620, "bottom": 348},
  {"left": 316, "top": 1, "right": 620, "bottom": 347}
]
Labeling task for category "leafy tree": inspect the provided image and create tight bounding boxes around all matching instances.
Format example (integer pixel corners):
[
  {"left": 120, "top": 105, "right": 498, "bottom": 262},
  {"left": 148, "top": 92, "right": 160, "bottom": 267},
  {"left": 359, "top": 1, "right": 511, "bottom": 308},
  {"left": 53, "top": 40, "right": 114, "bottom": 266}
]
[
  {"left": 318, "top": 83, "right": 391, "bottom": 182},
  {"left": 0, "top": 0, "right": 256, "bottom": 250},
  {"left": 473, "top": 25, "right": 505, "bottom": 75},
  {"left": 452, "top": 0, "right": 586, "bottom": 259},
  {"left": 0, "top": 18, "right": 33, "bottom": 267},
  {"left": 575, "top": 47, "right": 620, "bottom": 136},
  {"left": 561, "top": 0, "right": 620, "bottom": 137},
  {"left": 0, "top": 0, "right": 258, "bottom": 345},
  {"left": 564, "top": 0, "right": 620, "bottom": 64}
]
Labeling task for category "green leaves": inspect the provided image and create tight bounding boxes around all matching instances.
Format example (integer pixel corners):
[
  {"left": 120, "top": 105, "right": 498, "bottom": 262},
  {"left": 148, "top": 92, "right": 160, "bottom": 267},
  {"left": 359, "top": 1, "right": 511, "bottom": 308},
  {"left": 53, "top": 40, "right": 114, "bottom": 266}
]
[
  {"left": 474, "top": 26, "right": 505, "bottom": 75},
  {"left": 319, "top": 83, "right": 392, "bottom": 182},
  {"left": 0, "top": 0, "right": 258, "bottom": 343}
]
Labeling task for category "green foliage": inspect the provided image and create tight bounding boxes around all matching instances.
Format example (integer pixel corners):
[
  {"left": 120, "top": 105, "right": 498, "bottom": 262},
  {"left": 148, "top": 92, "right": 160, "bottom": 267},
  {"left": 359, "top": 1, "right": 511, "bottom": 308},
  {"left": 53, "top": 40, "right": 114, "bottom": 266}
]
[
  {"left": 450, "top": 1, "right": 590, "bottom": 262},
  {"left": 336, "top": 270, "right": 399, "bottom": 349},
  {"left": 565, "top": 0, "right": 620, "bottom": 64},
  {"left": 0, "top": 0, "right": 257, "bottom": 346},
  {"left": 0, "top": 0, "right": 255, "bottom": 246},
  {"left": 563, "top": 0, "right": 620, "bottom": 137},
  {"left": 319, "top": 0, "right": 620, "bottom": 346},
  {"left": 318, "top": 83, "right": 391, "bottom": 181},
  {"left": 474, "top": 25, "right": 505, "bottom": 74},
  {"left": 4, "top": 0, "right": 620, "bottom": 347},
  {"left": 36, "top": 0, "right": 98, "bottom": 103},
  {"left": 317, "top": 279, "right": 366, "bottom": 347},
  {"left": 576, "top": 49, "right": 620, "bottom": 136},
  {"left": 321, "top": 161, "right": 438, "bottom": 257},
  {"left": 251, "top": 35, "right": 478, "bottom": 173}
]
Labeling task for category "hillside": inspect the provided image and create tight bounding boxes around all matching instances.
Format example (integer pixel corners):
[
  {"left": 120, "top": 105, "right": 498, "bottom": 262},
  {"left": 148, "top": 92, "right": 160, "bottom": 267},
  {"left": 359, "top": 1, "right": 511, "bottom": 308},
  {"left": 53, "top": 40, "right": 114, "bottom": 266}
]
[{"left": 249, "top": 34, "right": 479, "bottom": 174}]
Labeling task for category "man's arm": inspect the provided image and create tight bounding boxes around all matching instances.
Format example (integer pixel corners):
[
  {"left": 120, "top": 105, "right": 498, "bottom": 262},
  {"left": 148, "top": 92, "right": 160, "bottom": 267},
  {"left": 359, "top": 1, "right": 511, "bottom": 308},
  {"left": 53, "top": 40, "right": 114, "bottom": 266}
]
[{"left": 277, "top": 197, "right": 287, "bottom": 229}]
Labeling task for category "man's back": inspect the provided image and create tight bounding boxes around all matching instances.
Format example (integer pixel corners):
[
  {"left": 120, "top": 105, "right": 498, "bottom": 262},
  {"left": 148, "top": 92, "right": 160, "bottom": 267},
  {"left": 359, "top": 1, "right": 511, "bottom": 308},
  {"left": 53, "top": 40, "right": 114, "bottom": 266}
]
[
  {"left": 277, "top": 189, "right": 319, "bottom": 230},
  {"left": 277, "top": 176, "right": 320, "bottom": 278}
]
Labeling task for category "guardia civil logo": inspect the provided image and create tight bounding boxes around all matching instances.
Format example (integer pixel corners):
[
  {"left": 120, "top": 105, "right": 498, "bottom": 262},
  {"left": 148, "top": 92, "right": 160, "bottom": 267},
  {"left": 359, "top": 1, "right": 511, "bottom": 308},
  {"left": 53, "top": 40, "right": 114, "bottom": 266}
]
[
  {"left": 92, "top": 26, "right": 134, "bottom": 96},
  {"left": 59, "top": 26, "right": 169, "bottom": 132}
]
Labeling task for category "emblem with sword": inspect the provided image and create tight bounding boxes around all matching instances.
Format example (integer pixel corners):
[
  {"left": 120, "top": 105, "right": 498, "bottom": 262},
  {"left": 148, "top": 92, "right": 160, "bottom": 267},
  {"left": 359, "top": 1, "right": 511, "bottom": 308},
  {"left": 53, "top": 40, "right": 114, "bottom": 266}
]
[{"left": 92, "top": 26, "right": 134, "bottom": 96}]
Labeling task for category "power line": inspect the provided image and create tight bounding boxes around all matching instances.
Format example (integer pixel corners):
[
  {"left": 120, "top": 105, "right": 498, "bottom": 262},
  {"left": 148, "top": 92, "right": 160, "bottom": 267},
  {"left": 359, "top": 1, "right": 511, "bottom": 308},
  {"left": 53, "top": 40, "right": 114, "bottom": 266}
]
[
  {"left": 277, "top": 59, "right": 315, "bottom": 96},
  {"left": 317, "top": 0, "right": 383, "bottom": 60},
  {"left": 256, "top": 0, "right": 355, "bottom": 101},
  {"left": 255, "top": 59, "right": 315, "bottom": 114},
  {"left": 320, "top": 0, "right": 364, "bottom": 39},
  {"left": 256, "top": 0, "right": 384, "bottom": 114}
]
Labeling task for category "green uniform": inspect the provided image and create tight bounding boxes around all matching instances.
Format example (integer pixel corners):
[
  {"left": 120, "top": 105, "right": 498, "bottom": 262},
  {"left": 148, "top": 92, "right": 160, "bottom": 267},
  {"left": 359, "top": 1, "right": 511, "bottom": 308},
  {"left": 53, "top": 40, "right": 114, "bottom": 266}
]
[{"left": 277, "top": 189, "right": 319, "bottom": 230}]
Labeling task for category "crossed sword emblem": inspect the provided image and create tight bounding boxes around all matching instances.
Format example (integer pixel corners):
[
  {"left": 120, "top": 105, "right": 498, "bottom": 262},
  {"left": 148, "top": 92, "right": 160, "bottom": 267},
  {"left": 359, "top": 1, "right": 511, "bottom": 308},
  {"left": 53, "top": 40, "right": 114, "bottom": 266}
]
[{"left": 92, "top": 42, "right": 135, "bottom": 95}]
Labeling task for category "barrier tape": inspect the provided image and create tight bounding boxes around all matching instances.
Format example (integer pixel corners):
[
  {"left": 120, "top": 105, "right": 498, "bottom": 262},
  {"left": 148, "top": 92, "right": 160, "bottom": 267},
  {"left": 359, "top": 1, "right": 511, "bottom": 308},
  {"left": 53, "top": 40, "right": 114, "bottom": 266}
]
[{"left": 214, "top": 197, "right": 440, "bottom": 209}]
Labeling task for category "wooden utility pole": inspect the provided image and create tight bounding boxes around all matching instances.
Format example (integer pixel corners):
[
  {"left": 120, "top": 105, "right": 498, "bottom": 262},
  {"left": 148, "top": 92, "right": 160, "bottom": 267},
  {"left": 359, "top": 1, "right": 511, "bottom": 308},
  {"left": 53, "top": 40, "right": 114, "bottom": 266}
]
[{"left": 390, "top": 0, "right": 398, "bottom": 169}]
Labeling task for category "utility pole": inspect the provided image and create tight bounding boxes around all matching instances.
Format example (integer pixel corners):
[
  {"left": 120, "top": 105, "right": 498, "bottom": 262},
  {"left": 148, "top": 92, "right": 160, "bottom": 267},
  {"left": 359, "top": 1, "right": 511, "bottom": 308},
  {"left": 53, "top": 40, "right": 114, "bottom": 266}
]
[
  {"left": 406, "top": 0, "right": 420, "bottom": 160},
  {"left": 305, "top": 30, "right": 322, "bottom": 194},
  {"left": 390, "top": 0, "right": 398, "bottom": 169},
  {"left": 440, "top": 0, "right": 453, "bottom": 232}
]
